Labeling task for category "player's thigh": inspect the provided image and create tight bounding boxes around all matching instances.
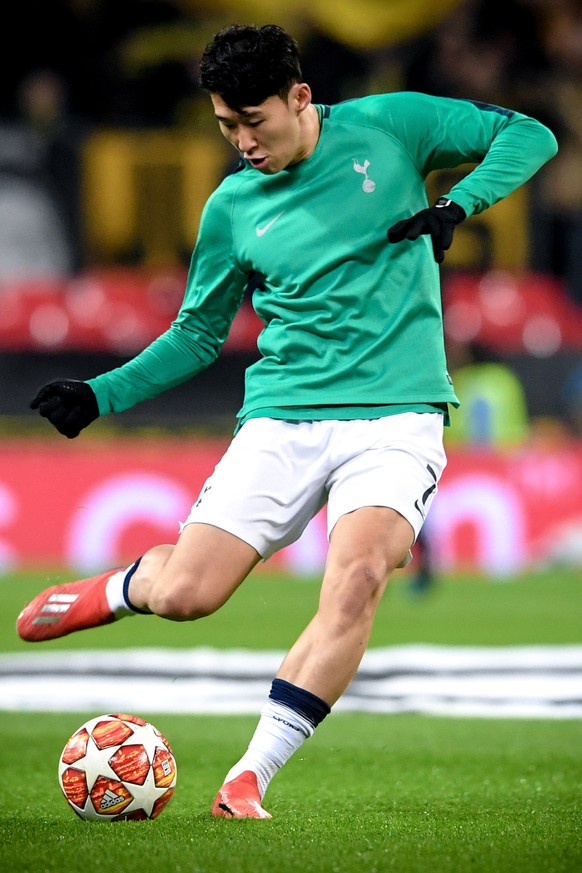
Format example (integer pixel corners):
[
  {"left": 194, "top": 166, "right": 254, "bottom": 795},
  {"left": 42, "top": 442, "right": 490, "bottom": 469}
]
[
  {"left": 327, "top": 413, "right": 447, "bottom": 545},
  {"left": 151, "top": 522, "right": 261, "bottom": 618},
  {"left": 322, "top": 505, "right": 413, "bottom": 613},
  {"left": 318, "top": 506, "right": 414, "bottom": 638},
  {"left": 328, "top": 504, "right": 414, "bottom": 570},
  {"left": 183, "top": 418, "right": 328, "bottom": 559}
]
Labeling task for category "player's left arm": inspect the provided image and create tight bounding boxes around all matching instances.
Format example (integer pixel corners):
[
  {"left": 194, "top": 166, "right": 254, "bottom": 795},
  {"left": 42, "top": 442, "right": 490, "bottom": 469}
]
[
  {"left": 436, "top": 100, "right": 559, "bottom": 216},
  {"left": 381, "top": 93, "right": 558, "bottom": 261}
]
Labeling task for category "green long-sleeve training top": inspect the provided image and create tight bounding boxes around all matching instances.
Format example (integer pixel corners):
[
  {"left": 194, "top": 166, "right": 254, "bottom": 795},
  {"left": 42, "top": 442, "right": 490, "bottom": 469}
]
[{"left": 89, "top": 92, "right": 558, "bottom": 427}]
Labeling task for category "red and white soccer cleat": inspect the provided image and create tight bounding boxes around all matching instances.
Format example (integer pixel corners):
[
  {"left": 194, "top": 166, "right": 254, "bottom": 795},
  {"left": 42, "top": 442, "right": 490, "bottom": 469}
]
[
  {"left": 211, "top": 771, "right": 272, "bottom": 819},
  {"left": 16, "top": 570, "right": 119, "bottom": 642}
]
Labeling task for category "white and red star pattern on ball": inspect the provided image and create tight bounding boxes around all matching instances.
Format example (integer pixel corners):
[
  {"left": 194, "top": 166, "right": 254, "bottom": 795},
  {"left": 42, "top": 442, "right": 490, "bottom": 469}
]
[{"left": 57, "top": 713, "right": 177, "bottom": 821}]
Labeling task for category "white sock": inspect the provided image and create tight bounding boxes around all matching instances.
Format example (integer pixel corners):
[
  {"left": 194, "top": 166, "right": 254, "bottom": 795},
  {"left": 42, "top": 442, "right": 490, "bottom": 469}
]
[
  {"left": 223, "top": 700, "right": 314, "bottom": 799},
  {"left": 105, "top": 567, "right": 137, "bottom": 617}
]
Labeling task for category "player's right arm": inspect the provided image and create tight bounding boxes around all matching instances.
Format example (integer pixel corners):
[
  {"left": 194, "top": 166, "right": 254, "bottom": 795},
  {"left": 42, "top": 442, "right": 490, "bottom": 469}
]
[{"left": 31, "top": 184, "right": 248, "bottom": 437}]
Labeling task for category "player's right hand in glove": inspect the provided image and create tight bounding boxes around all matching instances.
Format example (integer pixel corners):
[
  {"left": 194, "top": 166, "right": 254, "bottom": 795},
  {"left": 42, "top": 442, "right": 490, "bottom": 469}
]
[
  {"left": 30, "top": 379, "right": 99, "bottom": 439},
  {"left": 387, "top": 197, "right": 466, "bottom": 264}
]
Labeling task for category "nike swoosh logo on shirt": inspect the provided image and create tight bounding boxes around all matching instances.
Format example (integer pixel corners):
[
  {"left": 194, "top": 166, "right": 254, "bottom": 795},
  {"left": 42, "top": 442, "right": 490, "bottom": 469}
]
[{"left": 256, "top": 211, "right": 284, "bottom": 237}]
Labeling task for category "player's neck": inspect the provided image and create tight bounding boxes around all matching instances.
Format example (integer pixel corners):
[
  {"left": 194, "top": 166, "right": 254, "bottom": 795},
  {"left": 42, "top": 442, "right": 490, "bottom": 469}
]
[{"left": 296, "top": 103, "right": 321, "bottom": 163}]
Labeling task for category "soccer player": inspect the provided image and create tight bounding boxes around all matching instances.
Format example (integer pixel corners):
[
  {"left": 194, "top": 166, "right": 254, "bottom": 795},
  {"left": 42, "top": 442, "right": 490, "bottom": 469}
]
[{"left": 18, "top": 25, "right": 557, "bottom": 819}]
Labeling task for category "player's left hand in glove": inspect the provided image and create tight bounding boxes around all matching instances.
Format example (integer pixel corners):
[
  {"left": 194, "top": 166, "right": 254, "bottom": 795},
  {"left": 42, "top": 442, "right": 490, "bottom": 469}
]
[
  {"left": 387, "top": 197, "right": 466, "bottom": 264},
  {"left": 30, "top": 379, "right": 99, "bottom": 438}
]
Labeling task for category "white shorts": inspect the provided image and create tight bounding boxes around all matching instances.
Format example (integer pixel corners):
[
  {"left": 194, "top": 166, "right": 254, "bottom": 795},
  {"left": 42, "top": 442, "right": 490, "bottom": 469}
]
[{"left": 183, "top": 414, "right": 446, "bottom": 559}]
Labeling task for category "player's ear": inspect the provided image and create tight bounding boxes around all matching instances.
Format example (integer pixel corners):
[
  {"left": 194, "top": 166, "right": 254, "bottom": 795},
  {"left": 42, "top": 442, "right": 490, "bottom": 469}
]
[{"left": 290, "top": 82, "right": 312, "bottom": 114}]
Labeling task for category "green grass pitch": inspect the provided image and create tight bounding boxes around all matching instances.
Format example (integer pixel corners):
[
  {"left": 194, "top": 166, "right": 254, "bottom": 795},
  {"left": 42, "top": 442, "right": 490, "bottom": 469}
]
[{"left": 1, "top": 568, "right": 582, "bottom": 872}]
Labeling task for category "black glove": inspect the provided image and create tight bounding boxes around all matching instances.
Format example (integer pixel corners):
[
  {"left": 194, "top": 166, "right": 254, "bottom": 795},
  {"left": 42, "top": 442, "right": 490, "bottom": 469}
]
[
  {"left": 30, "top": 379, "right": 99, "bottom": 438},
  {"left": 387, "top": 197, "right": 466, "bottom": 264}
]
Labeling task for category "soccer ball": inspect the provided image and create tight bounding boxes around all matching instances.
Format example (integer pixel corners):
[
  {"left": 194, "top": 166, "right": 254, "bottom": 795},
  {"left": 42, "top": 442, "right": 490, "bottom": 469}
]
[{"left": 58, "top": 713, "right": 177, "bottom": 821}]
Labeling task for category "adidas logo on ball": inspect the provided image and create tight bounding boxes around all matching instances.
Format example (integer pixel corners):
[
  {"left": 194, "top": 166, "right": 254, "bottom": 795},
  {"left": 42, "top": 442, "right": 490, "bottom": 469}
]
[{"left": 100, "top": 788, "right": 125, "bottom": 810}]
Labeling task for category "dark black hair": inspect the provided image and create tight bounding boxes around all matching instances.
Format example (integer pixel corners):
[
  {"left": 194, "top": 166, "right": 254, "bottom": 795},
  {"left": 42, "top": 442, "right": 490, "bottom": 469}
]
[{"left": 199, "top": 24, "right": 303, "bottom": 111}]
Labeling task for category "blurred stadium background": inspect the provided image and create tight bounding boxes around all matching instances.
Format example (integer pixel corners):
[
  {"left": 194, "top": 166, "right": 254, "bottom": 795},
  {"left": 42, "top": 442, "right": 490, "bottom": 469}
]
[{"left": 1, "top": 0, "right": 582, "bottom": 580}]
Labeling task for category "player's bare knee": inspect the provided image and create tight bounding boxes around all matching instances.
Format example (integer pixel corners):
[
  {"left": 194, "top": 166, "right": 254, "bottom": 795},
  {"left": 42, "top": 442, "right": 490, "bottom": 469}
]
[
  {"left": 325, "top": 559, "right": 389, "bottom": 627},
  {"left": 148, "top": 578, "right": 221, "bottom": 621},
  {"left": 149, "top": 587, "right": 207, "bottom": 621}
]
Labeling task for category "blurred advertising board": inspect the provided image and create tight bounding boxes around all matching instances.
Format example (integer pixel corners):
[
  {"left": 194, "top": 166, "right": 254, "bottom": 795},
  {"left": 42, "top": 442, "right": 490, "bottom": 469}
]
[{"left": 1, "top": 439, "right": 582, "bottom": 576}]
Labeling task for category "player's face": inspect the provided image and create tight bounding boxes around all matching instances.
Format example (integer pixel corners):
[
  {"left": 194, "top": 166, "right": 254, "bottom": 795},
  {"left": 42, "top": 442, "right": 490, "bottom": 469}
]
[{"left": 211, "top": 84, "right": 316, "bottom": 174}]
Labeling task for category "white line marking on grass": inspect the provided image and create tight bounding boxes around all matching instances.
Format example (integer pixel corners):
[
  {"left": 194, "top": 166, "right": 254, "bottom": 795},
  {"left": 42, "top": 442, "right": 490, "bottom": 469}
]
[{"left": 1, "top": 645, "right": 582, "bottom": 718}]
